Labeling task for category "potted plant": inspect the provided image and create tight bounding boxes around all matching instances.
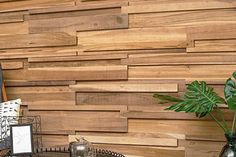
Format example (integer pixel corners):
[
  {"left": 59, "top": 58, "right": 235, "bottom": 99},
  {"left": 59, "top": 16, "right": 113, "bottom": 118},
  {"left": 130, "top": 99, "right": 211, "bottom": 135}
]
[{"left": 153, "top": 71, "right": 236, "bottom": 157}]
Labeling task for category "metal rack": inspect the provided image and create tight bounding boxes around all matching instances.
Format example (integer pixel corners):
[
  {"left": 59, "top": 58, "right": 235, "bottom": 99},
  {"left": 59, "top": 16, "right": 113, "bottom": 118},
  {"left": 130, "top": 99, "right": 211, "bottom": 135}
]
[{"left": 0, "top": 116, "right": 42, "bottom": 152}]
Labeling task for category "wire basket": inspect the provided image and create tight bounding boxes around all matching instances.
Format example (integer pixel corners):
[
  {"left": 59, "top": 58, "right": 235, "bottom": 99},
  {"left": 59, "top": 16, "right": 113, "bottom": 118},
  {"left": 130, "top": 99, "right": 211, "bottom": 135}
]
[{"left": 0, "top": 116, "right": 42, "bottom": 151}]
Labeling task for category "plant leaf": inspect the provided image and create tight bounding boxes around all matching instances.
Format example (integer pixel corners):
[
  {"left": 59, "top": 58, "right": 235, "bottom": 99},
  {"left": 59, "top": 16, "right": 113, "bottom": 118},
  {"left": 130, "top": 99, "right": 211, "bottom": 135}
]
[
  {"left": 225, "top": 77, "right": 236, "bottom": 110},
  {"left": 153, "top": 94, "right": 182, "bottom": 104},
  {"left": 155, "top": 80, "right": 223, "bottom": 118}
]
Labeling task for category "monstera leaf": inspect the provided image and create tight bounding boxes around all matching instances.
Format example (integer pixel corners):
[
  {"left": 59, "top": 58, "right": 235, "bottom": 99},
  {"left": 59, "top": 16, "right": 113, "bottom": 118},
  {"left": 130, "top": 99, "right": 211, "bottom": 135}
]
[
  {"left": 225, "top": 71, "right": 236, "bottom": 110},
  {"left": 154, "top": 81, "right": 224, "bottom": 118}
]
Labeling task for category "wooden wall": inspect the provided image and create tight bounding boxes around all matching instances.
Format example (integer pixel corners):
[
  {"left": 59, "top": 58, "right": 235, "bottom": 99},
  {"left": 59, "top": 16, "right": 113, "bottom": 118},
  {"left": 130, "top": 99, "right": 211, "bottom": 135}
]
[{"left": 0, "top": 0, "right": 235, "bottom": 156}]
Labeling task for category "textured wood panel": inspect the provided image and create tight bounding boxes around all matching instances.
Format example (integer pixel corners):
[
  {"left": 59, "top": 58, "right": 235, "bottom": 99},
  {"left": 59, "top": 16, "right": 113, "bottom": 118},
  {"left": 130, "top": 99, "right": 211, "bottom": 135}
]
[
  {"left": 70, "top": 82, "right": 178, "bottom": 92},
  {"left": 122, "top": 53, "right": 236, "bottom": 65},
  {"left": 129, "top": 65, "right": 236, "bottom": 83},
  {"left": 0, "top": 47, "right": 77, "bottom": 59},
  {"left": 0, "top": 32, "right": 76, "bottom": 49},
  {"left": 129, "top": 9, "right": 236, "bottom": 28},
  {"left": 122, "top": 0, "right": 236, "bottom": 14},
  {"left": 0, "top": 0, "right": 234, "bottom": 156},
  {"left": 29, "top": 13, "right": 128, "bottom": 34},
  {"left": 25, "top": 110, "right": 128, "bottom": 133},
  {"left": 77, "top": 27, "right": 187, "bottom": 51},
  {"left": 0, "top": 22, "right": 28, "bottom": 35},
  {"left": 27, "top": 65, "right": 127, "bottom": 81},
  {"left": 69, "top": 134, "right": 178, "bottom": 147},
  {"left": 187, "top": 39, "right": 236, "bottom": 52},
  {"left": 0, "top": 0, "right": 74, "bottom": 12}
]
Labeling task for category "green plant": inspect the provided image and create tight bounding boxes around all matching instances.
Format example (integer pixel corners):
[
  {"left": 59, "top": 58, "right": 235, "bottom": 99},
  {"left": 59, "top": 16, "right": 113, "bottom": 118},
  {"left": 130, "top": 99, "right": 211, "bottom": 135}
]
[{"left": 153, "top": 71, "right": 236, "bottom": 135}]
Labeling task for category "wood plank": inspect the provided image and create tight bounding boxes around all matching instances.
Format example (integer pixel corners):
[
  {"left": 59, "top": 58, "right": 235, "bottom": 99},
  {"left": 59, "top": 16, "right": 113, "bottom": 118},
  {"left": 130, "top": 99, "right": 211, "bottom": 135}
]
[
  {"left": 5, "top": 80, "right": 76, "bottom": 87},
  {"left": 122, "top": 0, "right": 236, "bottom": 14},
  {"left": 28, "top": 104, "right": 128, "bottom": 112},
  {"left": 0, "top": 0, "right": 74, "bottom": 12},
  {"left": 187, "top": 39, "right": 236, "bottom": 52},
  {"left": 122, "top": 53, "right": 236, "bottom": 65},
  {"left": 129, "top": 65, "right": 236, "bottom": 83},
  {"left": 1, "top": 61, "right": 23, "bottom": 70},
  {"left": 0, "top": 48, "right": 77, "bottom": 59},
  {"left": 70, "top": 82, "right": 178, "bottom": 92},
  {"left": 129, "top": 119, "right": 226, "bottom": 137},
  {"left": 121, "top": 110, "right": 234, "bottom": 121},
  {"left": 79, "top": 48, "right": 186, "bottom": 56},
  {"left": 0, "top": 22, "right": 28, "bottom": 35},
  {"left": 69, "top": 134, "right": 178, "bottom": 147},
  {"left": 0, "top": 32, "right": 76, "bottom": 49},
  {"left": 28, "top": 54, "right": 127, "bottom": 62},
  {"left": 77, "top": 27, "right": 186, "bottom": 51},
  {"left": 93, "top": 144, "right": 185, "bottom": 157},
  {"left": 29, "top": 60, "right": 122, "bottom": 68},
  {"left": 76, "top": 92, "right": 183, "bottom": 106},
  {"left": 179, "top": 140, "right": 224, "bottom": 157},
  {"left": 29, "top": 13, "right": 128, "bottom": 34},
  {"left": 29, "top": 1, "right": 128, "bottom": 14},
  {"left": 25, "top": 111, "right": 128, "bottom": 133},
  {"left": 6, "top": 86, "right": 76, "bottom": 106},
  {"left": 187, "top": 24, "right": 236, "bottom": 41},
  {"left": 0, "top": 11, "right": 25, "bottom": 24},
  {"left": 129, "top": 9, "right": 236, "bottom": 28},
  {"left": 27, "top": 65, "right": 128, "bottom": 81}
]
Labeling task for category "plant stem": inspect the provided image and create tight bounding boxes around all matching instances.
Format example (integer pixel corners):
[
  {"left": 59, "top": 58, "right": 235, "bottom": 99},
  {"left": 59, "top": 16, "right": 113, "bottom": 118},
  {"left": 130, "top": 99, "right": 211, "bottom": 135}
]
[
  {"left": 209, "top": 113, "right": 229, "bottom": 134},
  {"left": 232, "top": 112, "right": 236, "bottom": 135},
  {"left": 216, "top": 106, "right": 230, "bottom": 133}
]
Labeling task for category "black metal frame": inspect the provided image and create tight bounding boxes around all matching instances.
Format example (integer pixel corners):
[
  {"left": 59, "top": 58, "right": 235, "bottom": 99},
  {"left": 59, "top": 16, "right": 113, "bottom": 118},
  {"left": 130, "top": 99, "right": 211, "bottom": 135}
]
[{"left": 0, "top": 116, "right": 42, "bottom": 155}]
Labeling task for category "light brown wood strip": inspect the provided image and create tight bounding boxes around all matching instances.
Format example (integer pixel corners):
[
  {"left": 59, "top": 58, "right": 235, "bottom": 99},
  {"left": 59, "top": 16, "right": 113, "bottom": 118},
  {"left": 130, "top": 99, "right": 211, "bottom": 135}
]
[
  {"left": 70, "top": 82, "right": 178, "bottom": 92},
  {"left": 187, "top": 39, "right": 236, "bottom": 52},
  {"left": 0, "top": 22, "right": 28, "bottom": 35},
  {"left": 93, "top": 144, "right": 185, "bottom": 157},
  {"left": 0, "top": 11, "right": 25, "bottom": 24},
  {"left": 187, "top": 24, "right": 236, "bottom": 41},
  {"left": 1, "top": 61, "right": 23, "bottom": 69},
  {"left": 29, "top": 1, "right": 128, "bottom": 14},
  {"left": 5, "top": 80, "right": 76, "bottom": 87},
  {"left": 77, "top": 27, "right": 187, "bottom": 51},
  {"left": 27, "top": 66, "right": 128, "bottom": 81},
  {"left": 122, "top": 53, "right": 236, "bottom": 65},
  {"left": 122, "top": 0, "right": 236, "bottom": 14},
  {"left": 129, "top": 9, "right": 236, "bottom": 28},
  {"left": 69, "top": 134, "right": 178, "bottom": 147},
  {"left": 0, "top": 0, "right": 74, "bottom": 12},
  {"left": 29, "top": 13, "right": 128, "bottom": 34},
  {"left": 28, "top": 104, "right": 128, "bottom": 112},
  {"left": 129, "top": 65, "right": 236, "bottom": 83},
  {"left": 28, "top": 53, "right": 127, "bottom": 62},
  {"left": 0, "top": 32, "right": 76, "bottom": 49},
  {"left": 25, "top": 111, "right": 128, "bottom": 133}
]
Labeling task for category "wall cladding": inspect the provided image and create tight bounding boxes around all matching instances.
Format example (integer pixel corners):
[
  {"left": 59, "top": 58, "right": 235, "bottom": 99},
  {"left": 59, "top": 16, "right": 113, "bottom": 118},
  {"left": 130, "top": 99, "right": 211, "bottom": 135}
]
[{"left": 0, "top": 0, "right": 235, "bottom": 156}]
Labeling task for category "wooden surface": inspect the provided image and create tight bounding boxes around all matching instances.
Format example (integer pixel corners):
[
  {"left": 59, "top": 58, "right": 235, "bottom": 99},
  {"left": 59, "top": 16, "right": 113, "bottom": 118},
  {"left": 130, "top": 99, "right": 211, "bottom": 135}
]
[{"left": 0, "top": 0, "right": 234, "bottom": 156}]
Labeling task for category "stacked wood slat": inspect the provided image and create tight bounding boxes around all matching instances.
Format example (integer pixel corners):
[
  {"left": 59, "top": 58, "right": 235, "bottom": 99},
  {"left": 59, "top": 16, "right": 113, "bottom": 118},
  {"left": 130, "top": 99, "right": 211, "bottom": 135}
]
[{"left": 0, "top": 0, "right": 234, "bottom": 156}]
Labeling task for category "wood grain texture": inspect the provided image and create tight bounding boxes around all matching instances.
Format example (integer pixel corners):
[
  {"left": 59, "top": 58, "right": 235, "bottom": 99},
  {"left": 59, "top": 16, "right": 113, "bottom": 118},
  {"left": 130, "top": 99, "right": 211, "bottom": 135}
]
[
  {"left": 77, "top": 27, "right": 187, "bottom": 51},
  {"left": 29, "top": 13, "right": 128, "bottom": 33},
  {"left": 70, "top": 82, "right": 178, "bottom": 92},
  {"left": 25, "top": 110, "right": 128, "bottom": 133},
  {"left": 27, "top": 66, "right": 127, "bottom": 81},
  {"left": 0, "top": 0, "right": 74, "bottom": 12},
  {"left": 122, "top": 0, "right": 236, "bottom": 14},
  {"left": 187, "top": 39, "right": 236, "bottom": 52},
  {"left": 1, "top": 61, "right": 24, "bottom": 70},
  {"left": 0, "top": 0, "right": 234, "bottom": 156},
  {"left": 122, "top": 53, "right": 236, "bottom": 65},
  {"left": 69, "top": 134, "right": 178, "bottom": 147},
  {"left": 0, "top": 32, "right": 76, "bottom": 49},
  {"left": 29, "top": 1, "right": 127, "bottom": 14},
  {"left": 129, "top": 9, "right": 236, "bottom": 28}
]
